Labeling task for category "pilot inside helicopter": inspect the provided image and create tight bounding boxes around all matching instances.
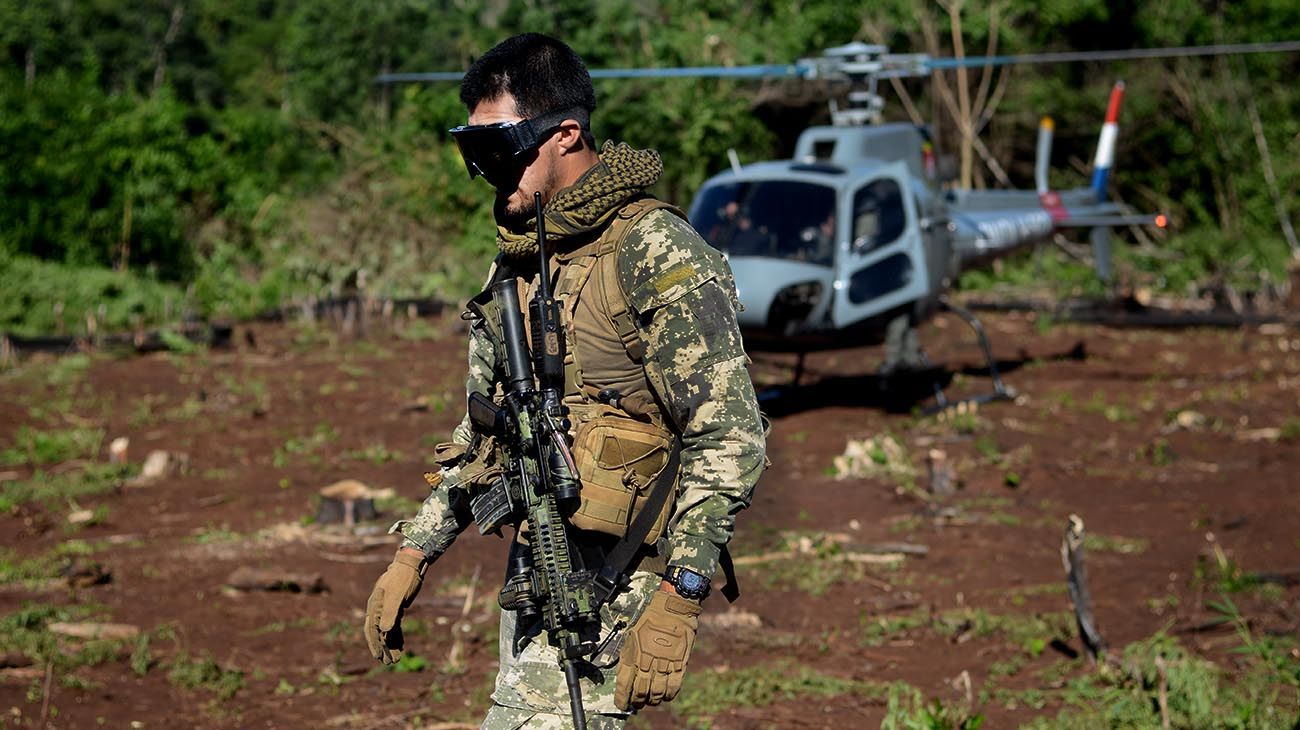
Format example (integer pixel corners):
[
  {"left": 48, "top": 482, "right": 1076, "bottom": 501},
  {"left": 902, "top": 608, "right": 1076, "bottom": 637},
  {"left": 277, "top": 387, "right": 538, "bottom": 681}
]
[{"left": 694, "top": 180, "right": 837, "bottom": 266}]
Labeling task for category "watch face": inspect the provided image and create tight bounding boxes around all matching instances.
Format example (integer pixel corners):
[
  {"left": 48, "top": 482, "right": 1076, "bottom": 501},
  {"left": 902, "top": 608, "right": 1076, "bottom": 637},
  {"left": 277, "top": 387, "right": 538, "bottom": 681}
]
[{"left": 672, "top": 568, "right": 709, "bottom": 598}]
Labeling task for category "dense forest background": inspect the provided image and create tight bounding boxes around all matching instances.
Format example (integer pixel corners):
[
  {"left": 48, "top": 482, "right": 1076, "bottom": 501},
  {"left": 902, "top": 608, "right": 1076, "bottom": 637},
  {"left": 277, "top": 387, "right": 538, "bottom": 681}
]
[{"left": 2, "top": 0, "right": 1298, "bottom": 336}]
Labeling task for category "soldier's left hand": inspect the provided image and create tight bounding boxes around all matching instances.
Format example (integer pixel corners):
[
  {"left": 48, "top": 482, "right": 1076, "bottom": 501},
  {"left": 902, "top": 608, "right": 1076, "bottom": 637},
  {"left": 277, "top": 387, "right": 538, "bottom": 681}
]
[{"left": 614, "top": 589, "right": 701, "bottom": 710}]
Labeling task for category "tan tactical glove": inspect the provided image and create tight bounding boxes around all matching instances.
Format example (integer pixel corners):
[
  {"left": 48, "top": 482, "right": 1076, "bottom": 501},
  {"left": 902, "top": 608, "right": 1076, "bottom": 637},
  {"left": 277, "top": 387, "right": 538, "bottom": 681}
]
[
  {"left": 364, "top": 550, "right": 427, "bottom": 664},
  {"left": 614, "top": 590, "right": 702, "bottom": 710}
]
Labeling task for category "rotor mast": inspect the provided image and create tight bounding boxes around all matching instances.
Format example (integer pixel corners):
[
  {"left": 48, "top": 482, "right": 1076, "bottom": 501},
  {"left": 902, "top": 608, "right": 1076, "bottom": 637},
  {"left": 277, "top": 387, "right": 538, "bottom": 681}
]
[{"left": 798, "top": 43, "right": 928, "bottom": 126}]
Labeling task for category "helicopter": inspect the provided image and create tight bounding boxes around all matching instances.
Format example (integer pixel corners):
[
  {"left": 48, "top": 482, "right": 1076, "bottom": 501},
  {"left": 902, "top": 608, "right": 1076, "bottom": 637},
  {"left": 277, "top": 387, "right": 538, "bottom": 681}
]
[
  {"left": 379, "top": 39, "right": 1300, "bottom": 408},
  {"left": 684, "top": 43, "right": 1160, "bottom": 406}
]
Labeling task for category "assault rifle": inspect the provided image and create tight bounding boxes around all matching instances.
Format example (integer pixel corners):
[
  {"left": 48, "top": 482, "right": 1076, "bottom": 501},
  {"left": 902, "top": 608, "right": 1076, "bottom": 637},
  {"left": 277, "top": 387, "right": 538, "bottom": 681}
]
[{"left": 467, "top": 192, "right": 598, "bottom": 730}]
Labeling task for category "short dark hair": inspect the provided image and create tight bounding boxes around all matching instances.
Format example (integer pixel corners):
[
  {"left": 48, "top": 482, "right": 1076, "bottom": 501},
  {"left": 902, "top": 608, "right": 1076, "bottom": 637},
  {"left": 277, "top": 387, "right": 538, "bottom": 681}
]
[{"left": 460, "top": 33, "right": 597, "bottom": 123}]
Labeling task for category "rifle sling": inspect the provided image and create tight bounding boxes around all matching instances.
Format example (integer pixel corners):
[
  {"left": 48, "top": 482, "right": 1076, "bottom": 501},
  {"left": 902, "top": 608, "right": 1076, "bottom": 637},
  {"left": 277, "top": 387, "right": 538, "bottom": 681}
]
[{"left": 592, "top": 441, "right": 740, "bottom": 604}]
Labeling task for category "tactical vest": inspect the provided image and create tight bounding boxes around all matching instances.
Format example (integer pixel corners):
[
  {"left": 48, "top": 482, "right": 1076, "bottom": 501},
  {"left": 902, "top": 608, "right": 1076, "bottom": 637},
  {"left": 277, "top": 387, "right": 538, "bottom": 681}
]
[{"left": 478, "top": 197, "right": 688, "bottom": 545}]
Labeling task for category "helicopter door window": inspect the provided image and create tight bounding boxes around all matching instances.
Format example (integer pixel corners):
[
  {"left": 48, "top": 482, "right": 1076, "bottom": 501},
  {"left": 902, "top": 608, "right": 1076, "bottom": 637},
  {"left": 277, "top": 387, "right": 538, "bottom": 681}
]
[{"left": 851, "top": 179, "right": 906, "bottom": 254}]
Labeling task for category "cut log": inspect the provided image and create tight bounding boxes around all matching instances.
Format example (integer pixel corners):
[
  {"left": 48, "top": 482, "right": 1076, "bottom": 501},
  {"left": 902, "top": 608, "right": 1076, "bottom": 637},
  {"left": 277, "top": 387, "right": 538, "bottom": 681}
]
[
  {"left": 48, "top": 622, "right": 139, "bottom": 641},
  {"left": 315, "top": 479, "right": 381, "bottom": 526},
  {"left": 225, "top": 566, "right": 327, "bottom": 594}
]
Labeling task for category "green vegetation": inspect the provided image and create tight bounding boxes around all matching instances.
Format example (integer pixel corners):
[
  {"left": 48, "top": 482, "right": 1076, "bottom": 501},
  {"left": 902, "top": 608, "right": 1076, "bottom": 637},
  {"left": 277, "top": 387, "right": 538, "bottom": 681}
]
[
  {"left": 738, "top": 531, "right": 881, "bottom": 597},
  {"left": 0, "top": 540, "right": 95, "bottom": 586},
  {"left": 167, "top": 652, "right": 246, "bottom": 700},
  {"left": 883, "top": 682, "right": 984, "bottom": 729},
  {"left": 1, "top": 2, "right": 1295, "bottom": 335},
  {"left": 271, "top": 422, "right": 338, "bottom": 467},
  {"left": 0, "top": 464, "right": 131, "bottom": 514},
  {"left": 0, "top": 425, "right": 104, "bottom": 466},
  {"left": 672, "top": 659, "right": 888, "bottom": 720},
  {"left": 0, "top": 603, "right": 128, "bottom": 672},
  {"left": 1020, "top": 630, "right": 1299, "bottom": 729},
  {"left": 1083, "top": 533, "right": 1151, "bottom": 555},
  {"left": 1280, "top": 417, "right": 1300, "bottom": 442},
  {"left": 1082, "top": 391, "right": 1136, "bottom": 424},
  {"left": 341, "top": 443, "right": 404, "bottom": 465}
]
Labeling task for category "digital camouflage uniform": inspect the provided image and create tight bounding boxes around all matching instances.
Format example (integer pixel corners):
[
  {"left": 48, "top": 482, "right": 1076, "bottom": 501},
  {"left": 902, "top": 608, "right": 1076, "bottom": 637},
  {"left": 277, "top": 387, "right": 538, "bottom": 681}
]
[{"left": 391, "top": 142, "right": 766, "bottom": 728}]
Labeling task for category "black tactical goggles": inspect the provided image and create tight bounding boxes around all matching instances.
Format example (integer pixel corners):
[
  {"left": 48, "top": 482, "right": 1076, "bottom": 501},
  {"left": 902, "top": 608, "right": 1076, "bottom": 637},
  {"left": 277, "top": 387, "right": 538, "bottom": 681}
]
[{"left": 449, "top": 106, "right": 588, "bottom": 183}]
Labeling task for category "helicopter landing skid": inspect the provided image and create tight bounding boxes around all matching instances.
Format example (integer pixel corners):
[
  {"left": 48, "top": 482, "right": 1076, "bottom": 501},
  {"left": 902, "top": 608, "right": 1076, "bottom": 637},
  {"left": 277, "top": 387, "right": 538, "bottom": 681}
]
[{"left": 919, "top": 299, "right": 1017, "bottom": 415}]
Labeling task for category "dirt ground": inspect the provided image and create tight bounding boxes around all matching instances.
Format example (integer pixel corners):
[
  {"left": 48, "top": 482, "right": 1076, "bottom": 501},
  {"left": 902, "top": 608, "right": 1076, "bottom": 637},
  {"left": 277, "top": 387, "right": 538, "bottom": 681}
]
[{"left": 0, "top": 307, "right": 1297, "bottom": 729}]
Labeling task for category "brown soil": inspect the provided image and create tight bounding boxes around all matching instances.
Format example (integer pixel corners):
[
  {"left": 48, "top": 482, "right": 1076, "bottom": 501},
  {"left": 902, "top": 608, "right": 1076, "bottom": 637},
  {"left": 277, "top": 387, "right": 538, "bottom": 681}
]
[{"left": 0, "top": 310, "right": 1296, "bottom": 728}]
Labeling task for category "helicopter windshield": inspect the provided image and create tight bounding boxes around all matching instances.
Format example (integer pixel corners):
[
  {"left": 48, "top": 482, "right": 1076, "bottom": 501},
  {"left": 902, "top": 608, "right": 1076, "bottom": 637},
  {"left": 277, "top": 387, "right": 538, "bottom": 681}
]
[{"left": 693, "top": 181, "right": 837, "bottom": 266}]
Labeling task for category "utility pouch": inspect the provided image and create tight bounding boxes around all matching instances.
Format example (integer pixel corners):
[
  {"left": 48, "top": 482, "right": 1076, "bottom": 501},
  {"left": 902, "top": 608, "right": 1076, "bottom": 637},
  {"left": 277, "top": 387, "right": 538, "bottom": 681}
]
[{"left": 568, "top": 405, "right": 675, "bottom": 543}]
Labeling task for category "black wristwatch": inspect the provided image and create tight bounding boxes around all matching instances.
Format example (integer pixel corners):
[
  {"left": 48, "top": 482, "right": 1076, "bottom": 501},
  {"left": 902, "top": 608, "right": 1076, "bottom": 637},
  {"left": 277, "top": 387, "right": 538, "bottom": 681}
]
[{"left": 664, "top": 566, "right": 711, "bottom": 601}]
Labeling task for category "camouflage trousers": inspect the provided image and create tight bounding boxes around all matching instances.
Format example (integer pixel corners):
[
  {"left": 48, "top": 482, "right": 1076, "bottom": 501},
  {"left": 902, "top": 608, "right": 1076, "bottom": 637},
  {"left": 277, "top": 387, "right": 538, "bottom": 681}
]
[{"left": 479, "top": 569, "right": 660, "bottom": 730}]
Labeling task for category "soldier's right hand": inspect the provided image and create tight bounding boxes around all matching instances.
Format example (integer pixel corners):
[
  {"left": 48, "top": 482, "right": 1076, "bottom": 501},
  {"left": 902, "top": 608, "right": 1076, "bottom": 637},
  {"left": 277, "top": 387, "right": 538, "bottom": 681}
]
[{"left": 364, "top": 549, "right": 427, "bottom": 664}]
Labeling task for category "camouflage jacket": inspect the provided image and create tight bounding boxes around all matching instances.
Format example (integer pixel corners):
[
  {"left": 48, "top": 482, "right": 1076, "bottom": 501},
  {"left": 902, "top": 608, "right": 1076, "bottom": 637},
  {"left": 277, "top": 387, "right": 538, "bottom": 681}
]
[{"left": 391, "top": 203, "right": 766, "bottom": 581}]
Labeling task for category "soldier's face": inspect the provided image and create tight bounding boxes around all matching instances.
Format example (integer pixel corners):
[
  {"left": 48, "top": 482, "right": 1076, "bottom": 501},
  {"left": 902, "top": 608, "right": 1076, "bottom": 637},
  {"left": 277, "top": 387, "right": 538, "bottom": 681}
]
[{"left": 468, "top": 93, "right": 562, "bottom": 229}]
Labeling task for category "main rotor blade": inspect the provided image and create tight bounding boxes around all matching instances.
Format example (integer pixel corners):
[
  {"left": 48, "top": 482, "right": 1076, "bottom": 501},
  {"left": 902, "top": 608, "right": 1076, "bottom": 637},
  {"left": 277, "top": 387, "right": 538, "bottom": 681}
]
[
  {"left": 377, "top": 40, "right": 1300, "bottom": 85},
  {"left": 376, "top": 64, "right": 801, "bottom": 85},
  {"left": 927, "top": 40, "right": 1300, "bottom": 69}
]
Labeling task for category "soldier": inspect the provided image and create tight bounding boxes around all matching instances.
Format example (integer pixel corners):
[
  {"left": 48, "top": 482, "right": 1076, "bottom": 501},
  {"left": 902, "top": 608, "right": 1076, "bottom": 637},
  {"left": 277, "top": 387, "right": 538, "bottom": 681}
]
[{"left": 364, "top": 33, "right": 766, "bottom": 728}]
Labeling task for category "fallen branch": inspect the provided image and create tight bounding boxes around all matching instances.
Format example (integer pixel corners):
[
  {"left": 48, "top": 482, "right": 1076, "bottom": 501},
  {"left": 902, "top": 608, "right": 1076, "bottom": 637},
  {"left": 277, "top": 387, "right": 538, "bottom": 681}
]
[{"left": 1062, "top": 514, "right": 1106, "bottom": 661}]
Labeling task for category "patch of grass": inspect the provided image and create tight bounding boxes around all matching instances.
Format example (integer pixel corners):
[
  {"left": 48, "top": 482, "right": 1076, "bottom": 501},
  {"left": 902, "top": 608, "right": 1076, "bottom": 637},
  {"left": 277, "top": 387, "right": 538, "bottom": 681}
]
[
  {"left": 739, "top": 532, "right": 874, "bottom": 597},
  {"left": 1022, "top": 628, "right": 1299, "bottom": 730},
  {"left": 245, "top": 617, "right": 319, "bottom": 637},
  {"left": 1083, "top": 391, "right": 1136, "bottom": 423},
  {"left": 934, "top": 608, "right": 1075, "bottom": 655},
  {"left": 324, "top": 619, "right": 355, "bottom": 645},
  {"left": 0, "top": 540, "right": 95, "bottom": 586},
  {"left": 987, "top": 655, "right": 1029, "bottom": 679},
  {"left": 1135, "top": 437, "right": 1176, "bottom": 467},
  {"left": 672, "top": 659, "right": 888, "bottom": 719},
  {"left": 216, "top": 373, "right": 270, "bottom": 413},
  {"left": 938, "top": 403, "right": 983, "bottom": 435},
  {"left": 975, "top": 436, "right": 1001, "bottom": 460},
  {"left": 0, "top": 425, "right": 104, "bottom": 466},
  {"left": 1196, "top": 543, "right": 1283, "bottom": 599},
  {"left": 130, "top": 633, "right": 152, "bottom": 677},
  {"left": 167, "top": 652, "right": 245, "bottom": 700},
  {"left": 862, "top": 607, "right": 932, "bottom": 646},
  {"left": 1279, "top": 417, "right": 1300, "bottom": 442},
  {"left": 396, "top": 318, "right": 442, "bottom": 341},
  {"left": 313, "top": 666, "right": 354, "bottom": 695},
  {"left": 890, "top": 514, "right": 926, "bottom": 534},
  {"left": 1083, "top": 533, "right": 1151, "bottom": 555},
  {"left": 272, "top": 423, "right": 338, "bottom": 467},
  {"left": 983, "top": 685, "right": 1048, "bottom": 711},
  {"left": 338, "top": 362, "right": 373, "bottom": 378},
  {"left": 883, "top": 681, "right": 984, "bottom": 729},
  {"left": 43, "top": 354, "right": 93, "bottom": 387},
  {"left": 0, "top": 603, "right": 128, "bottom": 672},
  {"left": 0, "top": 464, "right": 131, "bottom": 513},
  {"left": 341, "top": 443, "right": 404, "bottom": 465},
  {"left": 189, "top": 524, "right": 242, "bottom": 544},
  {"left": 164, "top": 394, "right": 205, "bottom": 421},
  {"left": 375, "top": 493, "right": 422, "bottom": 517},
  {"left": 158, "top": 329, "right": 205, "bottom": 355},
  {"left": 393, "top": 652, "right": 428, "bottom": 673}
]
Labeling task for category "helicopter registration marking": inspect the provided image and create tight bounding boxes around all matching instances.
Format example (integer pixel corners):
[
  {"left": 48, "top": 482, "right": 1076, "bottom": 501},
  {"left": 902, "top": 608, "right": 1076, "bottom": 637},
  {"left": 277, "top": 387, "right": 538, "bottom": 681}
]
[{"left": 653, "top": 263, "right": 698, "bottom": 294}]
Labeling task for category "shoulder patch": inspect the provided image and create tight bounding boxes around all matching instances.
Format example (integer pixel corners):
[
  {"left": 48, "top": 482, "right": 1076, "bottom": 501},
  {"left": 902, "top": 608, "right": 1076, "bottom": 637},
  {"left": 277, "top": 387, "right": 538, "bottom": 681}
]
[
  {"left": 653, "top": 262, "right": 698, "bottom": 294},
  {"left": 620, "top": 209, "right": 727, "bottom": 315}
]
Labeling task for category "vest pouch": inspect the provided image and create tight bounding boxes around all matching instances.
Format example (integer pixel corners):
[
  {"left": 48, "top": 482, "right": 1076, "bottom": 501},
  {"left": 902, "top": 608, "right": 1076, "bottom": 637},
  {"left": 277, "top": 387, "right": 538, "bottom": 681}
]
[{"left": 569, "top": 406, "right": 675, "bottom": 544}]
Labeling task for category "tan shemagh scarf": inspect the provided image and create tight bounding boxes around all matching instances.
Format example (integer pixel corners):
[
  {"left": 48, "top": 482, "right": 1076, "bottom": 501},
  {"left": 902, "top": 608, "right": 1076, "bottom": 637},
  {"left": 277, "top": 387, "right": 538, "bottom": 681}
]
[{"left": 496, "top": 141, "right": 663, "bottom": 259}]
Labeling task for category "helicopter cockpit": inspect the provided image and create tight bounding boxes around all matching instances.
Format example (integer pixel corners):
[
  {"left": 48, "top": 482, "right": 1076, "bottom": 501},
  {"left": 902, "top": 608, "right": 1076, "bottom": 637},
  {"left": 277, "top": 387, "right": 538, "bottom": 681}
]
[{"left": 693, "top": 180, "right": 837, "bottom": 266}]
